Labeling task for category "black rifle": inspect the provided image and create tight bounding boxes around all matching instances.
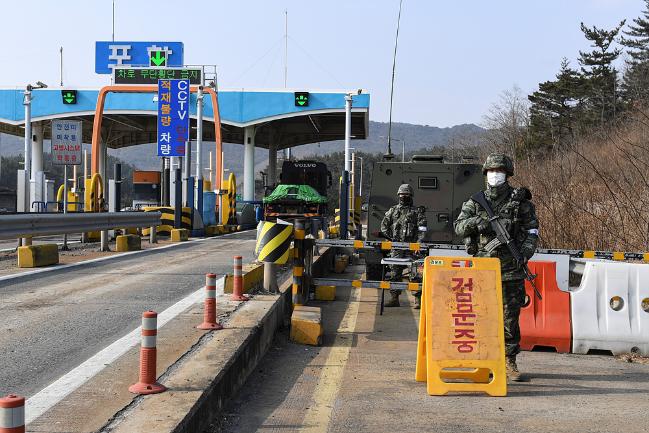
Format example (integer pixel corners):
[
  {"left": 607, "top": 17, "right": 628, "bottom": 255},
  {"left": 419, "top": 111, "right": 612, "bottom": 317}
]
[{"left": 471, "top": 191, "right": 542, "bottom": 300}]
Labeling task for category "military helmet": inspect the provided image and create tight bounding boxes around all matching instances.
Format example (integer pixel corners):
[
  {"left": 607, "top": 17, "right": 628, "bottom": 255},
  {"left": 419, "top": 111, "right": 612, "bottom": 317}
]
[
  {"left": 482, "top": 153, "right": 514, "bottom": 176},
  {"left": 397, "top": 184, "right": 414, "bottom": 196}
]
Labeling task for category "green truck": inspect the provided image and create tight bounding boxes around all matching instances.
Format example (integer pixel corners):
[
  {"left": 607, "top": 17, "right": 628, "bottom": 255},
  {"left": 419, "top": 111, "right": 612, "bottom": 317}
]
[{"left": 263, "top": 160, "right": 332, "bottom": 222}]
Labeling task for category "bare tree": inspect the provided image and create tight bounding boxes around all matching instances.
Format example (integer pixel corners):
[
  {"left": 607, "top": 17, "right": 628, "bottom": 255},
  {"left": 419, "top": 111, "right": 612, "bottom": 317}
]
[{"left": 482, "top": 85, "right": 530, "bottom": 157}]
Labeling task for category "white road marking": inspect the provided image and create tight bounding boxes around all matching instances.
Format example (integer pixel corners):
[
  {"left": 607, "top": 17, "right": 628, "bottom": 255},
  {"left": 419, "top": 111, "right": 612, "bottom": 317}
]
[
  {"left": 24, "top": 277, "right": 225, "bottom": 425},
  {"left": 0, "top": 231, "right": 246, "bottom": 284}
]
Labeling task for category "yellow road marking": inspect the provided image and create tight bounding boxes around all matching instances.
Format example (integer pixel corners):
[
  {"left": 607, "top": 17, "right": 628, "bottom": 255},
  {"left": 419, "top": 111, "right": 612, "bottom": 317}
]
[{"left": 300, "top": 287, "right": 361, "bottom": 433}]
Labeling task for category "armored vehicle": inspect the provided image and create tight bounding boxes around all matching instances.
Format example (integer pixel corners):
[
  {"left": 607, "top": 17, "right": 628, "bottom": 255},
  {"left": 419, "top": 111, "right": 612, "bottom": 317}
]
[{"left": 364, "top": 155, "right": 484, "bottom": 279}]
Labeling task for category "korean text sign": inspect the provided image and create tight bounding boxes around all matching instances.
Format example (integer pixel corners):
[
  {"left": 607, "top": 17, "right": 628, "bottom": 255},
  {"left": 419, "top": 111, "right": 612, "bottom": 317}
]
[
  {"left": 95, "top": 41, "right": 184, "bottom": 74},
  {"left": 51, "top": 120, "right": 82, "bottom": 165},
  {"left": 157, "top": 79, "right": 190, "bottom": 157}
]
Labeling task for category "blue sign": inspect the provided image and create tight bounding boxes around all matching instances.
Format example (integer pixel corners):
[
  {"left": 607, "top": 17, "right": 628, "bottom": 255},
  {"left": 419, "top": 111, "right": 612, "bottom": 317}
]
[
  {"left": 95, "top": 41, "right": 184, "bottom": 74},
  {"left": 157, "top": 79, "right": 190, "bottom": 157}
]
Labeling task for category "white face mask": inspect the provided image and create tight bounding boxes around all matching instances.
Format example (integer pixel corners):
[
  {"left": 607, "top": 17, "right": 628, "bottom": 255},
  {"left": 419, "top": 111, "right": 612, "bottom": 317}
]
[{"left": 486, "top": 171, "right": 506, "bottom": 187}]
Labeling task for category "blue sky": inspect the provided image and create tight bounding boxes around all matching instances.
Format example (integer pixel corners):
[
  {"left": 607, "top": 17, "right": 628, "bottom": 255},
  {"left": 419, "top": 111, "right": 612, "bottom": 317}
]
[{"left": 0, "top": 0, "right": 643, "bottom": 127}]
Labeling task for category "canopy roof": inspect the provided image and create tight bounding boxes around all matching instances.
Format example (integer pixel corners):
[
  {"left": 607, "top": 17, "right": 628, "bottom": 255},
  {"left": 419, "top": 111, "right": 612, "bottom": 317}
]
[{"left": 0, "top": 88, "right": 370, "bottom": 150}]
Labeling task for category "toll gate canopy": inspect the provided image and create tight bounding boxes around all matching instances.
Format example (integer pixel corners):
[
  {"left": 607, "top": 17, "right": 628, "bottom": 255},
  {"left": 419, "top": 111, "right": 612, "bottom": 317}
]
[{"left": 0, "top": 88, "right": 370, "bottom": 150}]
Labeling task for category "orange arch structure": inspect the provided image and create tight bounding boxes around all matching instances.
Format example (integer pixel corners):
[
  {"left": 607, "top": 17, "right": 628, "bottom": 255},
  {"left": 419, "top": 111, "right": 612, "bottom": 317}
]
[{"left": 90, "top": 85, "right": 223, "bottom": 192}]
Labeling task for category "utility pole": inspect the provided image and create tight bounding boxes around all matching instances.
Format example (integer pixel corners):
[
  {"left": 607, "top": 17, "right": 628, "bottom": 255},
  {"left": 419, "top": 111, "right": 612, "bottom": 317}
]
[
  {"left": 340, "top": 93, "right": 353, "bottom": 240},
  {"left": 283, "top": 10, "right": 291, "bottom": 162},
  {"left": 23, "top": 86, "right": 32, "bottom": 188},
  {"left": 284, "top": 9, "right": 288, "bottom": 88},
  {"left": 59, "top": 47, "right": 63, "bottom": 87}
]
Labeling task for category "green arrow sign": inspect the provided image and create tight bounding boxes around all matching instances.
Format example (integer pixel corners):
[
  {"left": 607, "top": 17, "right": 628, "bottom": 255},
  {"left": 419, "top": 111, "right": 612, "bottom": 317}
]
[
  {"left": 294, "top": 92, "right": 309, "bottom": 107},
  {"left": 150, "top": 51, "right": 167, "bottom": 67},
  {"left": 61, "top": 90, "right": 77, "bottom": 104}
]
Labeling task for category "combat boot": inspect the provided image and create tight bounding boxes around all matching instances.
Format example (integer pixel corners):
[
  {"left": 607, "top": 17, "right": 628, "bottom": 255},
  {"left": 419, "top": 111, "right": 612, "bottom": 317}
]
[
  {"left": 384, "top": 292, "right": 400, "bottom": 307},
  {"left": 505, "top": 356, "right": 523, "bottom": 382}
]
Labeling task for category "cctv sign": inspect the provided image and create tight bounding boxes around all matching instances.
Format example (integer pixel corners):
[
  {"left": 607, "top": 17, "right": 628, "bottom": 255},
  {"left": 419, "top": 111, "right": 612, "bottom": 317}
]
[{"left": 157, "top": 79, "right": 190, "bottom": 157}]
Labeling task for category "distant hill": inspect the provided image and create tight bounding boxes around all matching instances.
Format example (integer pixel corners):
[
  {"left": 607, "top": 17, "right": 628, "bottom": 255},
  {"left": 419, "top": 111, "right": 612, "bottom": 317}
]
[{"left": 0, "top": 121, "right": 485, "bottom": 181}]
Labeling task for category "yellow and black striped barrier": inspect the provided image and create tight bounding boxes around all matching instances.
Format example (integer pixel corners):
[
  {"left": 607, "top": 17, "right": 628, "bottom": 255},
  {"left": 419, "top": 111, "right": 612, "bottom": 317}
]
[
  {"left": 314, "top": 239, "right": 649, "bottom": 262},
  {"left": 222, "top": 172, "right": 237, "bottom": 225},
  {"left": 332, "top": 208, "right": 358, "bottom": 236},
  {"left": 292, "top": 221, "right": 307, "bottom": 306},
  {"left": 142, "top": 207, "right": 192, "bottom": 236},
  {"left": 312, "top": 277, "right": 420, "bottom": 292},
  {"left": 255, "top": 221, "right": 294, "bottom": 264}
]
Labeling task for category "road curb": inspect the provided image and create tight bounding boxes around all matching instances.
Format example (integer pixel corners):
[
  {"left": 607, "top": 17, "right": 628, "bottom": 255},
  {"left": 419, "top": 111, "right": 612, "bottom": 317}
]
[{"left": 106, "top": 247, "right": 332, "bottom": 433}]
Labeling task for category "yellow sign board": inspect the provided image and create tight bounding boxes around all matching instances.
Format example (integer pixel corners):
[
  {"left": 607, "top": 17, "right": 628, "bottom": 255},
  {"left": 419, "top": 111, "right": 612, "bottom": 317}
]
[{"left": 416, "top": 256, "right": 507, "bottom": 396}]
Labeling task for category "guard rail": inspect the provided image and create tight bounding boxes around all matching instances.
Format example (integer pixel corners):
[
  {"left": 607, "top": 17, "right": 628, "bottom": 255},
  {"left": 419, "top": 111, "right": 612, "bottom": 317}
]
[{"left": 0, "top": 212, "right": 162, "bottom": 240}]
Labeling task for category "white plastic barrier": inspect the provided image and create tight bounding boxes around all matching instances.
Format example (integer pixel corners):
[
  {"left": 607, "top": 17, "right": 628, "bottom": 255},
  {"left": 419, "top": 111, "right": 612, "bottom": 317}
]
[{"left": 571, "top": 261, "right": 649, "bottom": 355}]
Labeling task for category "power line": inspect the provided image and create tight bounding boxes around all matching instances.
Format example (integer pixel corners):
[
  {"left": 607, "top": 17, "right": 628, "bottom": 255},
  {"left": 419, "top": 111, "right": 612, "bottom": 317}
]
[
  {"left": 287, "top": 35, "right": 346, "bottom": 88},
  {"left": 387, "top": 0, "right": 404, "bottom": 156}
]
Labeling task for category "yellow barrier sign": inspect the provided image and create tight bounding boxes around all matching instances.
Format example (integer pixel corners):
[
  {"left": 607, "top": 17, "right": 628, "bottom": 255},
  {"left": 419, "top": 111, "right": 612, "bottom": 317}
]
[
  {"left": 415, "top": 256, "right": 507, "bottom": 396},
  {"left": 255, "top": 221, "right": 293, "bottom": 264}
]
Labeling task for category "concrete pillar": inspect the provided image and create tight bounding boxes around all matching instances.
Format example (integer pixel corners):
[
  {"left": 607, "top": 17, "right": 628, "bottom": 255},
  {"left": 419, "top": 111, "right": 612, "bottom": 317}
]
[
  {"left": 267, "top": 144, "right": 277, "bottom": 187},
  {"left": 31, "top": 122, "right": 43, "bottom": 180},
  {"left": 243, "top": 126, "right": 255, "bottom": 201}
]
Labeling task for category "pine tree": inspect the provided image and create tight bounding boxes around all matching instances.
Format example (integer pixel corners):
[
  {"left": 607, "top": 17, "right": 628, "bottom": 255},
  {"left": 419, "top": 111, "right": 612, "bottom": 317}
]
[
  {"left": 528, "top": 59, "right": 587, "bottom": 149},
  {"left": 578, "top": 20, "right": 626, "bottom": 126},
  {"left": 620, "top": 1, "right": 649, "bottom": 102}
]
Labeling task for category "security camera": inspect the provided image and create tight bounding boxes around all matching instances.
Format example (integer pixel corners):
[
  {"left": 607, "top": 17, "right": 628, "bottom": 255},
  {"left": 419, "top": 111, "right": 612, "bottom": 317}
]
[
  {"left": 35, "top": 81, "right": 48, "bottom": 88},
  {"left": 357, "top": 89, "right": 362, "bottom": 95},
  {"left": 198, "top": 85, "right": 204, "bottom": 91}
]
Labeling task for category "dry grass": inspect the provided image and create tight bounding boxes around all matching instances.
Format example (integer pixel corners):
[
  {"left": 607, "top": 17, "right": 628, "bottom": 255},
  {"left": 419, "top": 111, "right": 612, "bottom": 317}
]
[{"left": 513, "top": 108, "right": 649, "bottom": 252}]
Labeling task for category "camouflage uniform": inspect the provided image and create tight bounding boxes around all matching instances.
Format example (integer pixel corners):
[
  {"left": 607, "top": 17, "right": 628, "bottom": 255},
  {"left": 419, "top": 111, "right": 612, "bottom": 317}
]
[
  {"left": 380, "top": 185, "right": 428, "bottom": 303},
  {"left": 454, "top": 154, "right": 539, "bottom": 358}
]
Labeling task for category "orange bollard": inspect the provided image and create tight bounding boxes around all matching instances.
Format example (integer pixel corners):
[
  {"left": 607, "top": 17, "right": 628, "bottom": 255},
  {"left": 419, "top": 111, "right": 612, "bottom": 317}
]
[
  {"left": 197, "top": 273, "right": 223, "bottom": 330},
  {"left": 231, "top": 256, "right": 248, "bottom": 301},
  {"left": 129, "top": 311, "right": 167, "bottom": 395},
  {"left": 0, "top": 394, "right": 25, "bottom": 433}
]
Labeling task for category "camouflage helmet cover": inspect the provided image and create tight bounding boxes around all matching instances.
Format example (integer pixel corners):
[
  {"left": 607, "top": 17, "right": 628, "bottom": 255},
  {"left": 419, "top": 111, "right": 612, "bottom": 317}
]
[
  {"left": 397, "top": 184, "right": 414, "bottom": 196},
  {"left": 482, "top": 153, "right": 514, "bottom": 176}
]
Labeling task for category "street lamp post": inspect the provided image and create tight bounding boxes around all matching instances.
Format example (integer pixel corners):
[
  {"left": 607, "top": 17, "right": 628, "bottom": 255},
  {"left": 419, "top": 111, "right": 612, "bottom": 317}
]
[{"left": 22, "top": 81, "right": 47, "bottom": 214}]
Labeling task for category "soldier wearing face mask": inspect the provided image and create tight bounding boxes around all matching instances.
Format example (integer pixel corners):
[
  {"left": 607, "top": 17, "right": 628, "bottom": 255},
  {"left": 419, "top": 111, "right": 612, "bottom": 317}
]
[
  {"left": 380, "top": 184, "right": 428, "bottom": 309},
  {"left": 454, "top": 153, "right": 539, "bottom": 382}
]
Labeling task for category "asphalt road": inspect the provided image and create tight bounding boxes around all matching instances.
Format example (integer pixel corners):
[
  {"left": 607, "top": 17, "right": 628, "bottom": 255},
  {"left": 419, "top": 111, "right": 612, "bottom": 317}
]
[
  {"left": 212, "top": 263, "right": 649, "bottom": 433},
  {"left": 0, "top": 230, "right": 257, "bottom": 397}
]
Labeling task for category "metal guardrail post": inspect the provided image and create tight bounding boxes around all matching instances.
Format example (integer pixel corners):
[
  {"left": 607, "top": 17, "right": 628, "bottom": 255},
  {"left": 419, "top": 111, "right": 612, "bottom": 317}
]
[
  {"left": 100, "top": 230, "right": 109, "bottom": 252},
  {"left": 149, "top": 225, "right": 157, "bottom": 244}
]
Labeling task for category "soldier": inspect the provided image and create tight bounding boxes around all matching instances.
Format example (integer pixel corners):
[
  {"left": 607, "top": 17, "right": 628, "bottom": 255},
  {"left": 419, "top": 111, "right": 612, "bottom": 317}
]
[
  {"left": 380, "top": 184, "right": 428, "bottom": 309},
  {"left": 454, "top": 153, "right": 539, "bottom": 382}
]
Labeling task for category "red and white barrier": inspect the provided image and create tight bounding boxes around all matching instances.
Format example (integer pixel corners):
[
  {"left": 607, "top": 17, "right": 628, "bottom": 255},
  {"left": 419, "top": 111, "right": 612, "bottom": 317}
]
[
  {"left": 197, "top": 273, "right": 223, "bottom": 330},
  {"left": 129, "top": 311, "right": 167, "bottom": 395},
  {"left": 0, "top": 394, "right": 24, "bottom": 433}
]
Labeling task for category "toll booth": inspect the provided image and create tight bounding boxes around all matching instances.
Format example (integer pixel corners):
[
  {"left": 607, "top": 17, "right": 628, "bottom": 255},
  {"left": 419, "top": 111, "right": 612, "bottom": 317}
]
[{"left": 133, "top": 171, "right": 161, "bottom": 210}]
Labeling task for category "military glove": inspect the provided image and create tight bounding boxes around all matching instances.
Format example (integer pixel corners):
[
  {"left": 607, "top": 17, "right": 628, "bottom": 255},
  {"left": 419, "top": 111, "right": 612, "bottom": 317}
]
[{"left": 476, "top": 218, "right": 492, "bottom": 234}]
